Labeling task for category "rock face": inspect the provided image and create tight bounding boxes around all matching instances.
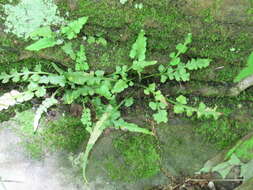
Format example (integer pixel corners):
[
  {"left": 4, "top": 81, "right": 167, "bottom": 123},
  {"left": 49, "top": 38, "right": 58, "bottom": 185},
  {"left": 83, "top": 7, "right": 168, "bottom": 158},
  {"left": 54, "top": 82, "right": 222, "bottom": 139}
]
[
  {"left": 181, "top": 0, "right": 252, "bottom": 25},
  {"left": 1, "top": 0, "right": 253, "bottom": 77}
]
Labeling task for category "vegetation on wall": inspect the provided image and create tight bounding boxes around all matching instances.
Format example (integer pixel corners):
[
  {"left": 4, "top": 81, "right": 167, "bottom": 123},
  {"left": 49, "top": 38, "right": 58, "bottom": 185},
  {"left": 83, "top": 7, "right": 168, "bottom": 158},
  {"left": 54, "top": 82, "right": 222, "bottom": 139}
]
[{"left": 0, "top": 16, "right": 221, "bottom": 182}]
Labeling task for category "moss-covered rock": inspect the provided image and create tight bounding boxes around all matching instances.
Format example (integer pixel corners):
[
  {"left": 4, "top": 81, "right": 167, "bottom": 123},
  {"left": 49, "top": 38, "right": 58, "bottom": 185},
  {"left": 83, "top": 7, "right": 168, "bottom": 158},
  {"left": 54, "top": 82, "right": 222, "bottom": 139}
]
[{"left": 1, "top": 0, "right": 253, "bottom": 82}]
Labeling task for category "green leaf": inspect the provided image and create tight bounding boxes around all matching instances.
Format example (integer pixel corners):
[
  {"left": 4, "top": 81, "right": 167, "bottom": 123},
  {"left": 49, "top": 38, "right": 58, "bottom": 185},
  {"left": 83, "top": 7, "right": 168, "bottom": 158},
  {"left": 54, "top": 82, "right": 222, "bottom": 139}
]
[
  {"left": 144, "top": 83, "right": 156, "bottom": 95},
  {"left": 130, "top": 30, "right": 146, "bottom": 61},
  {"left": 234, "top": 52, "right": 253, "bottom": 82},
  {"left": 87, "top": 36, "right": 96, "bottom": 44},
  {"left": 95, "top": 70, "right": 105, "bottom": 77},
  {"left": 35, "top": 86, "right": 46, "bottom": 97},
  {"left": 0, "top": 72, "right": 10, "bottom": 83},
  {"left": 184, "top": 33, "right": 192, "bottom": 44},
  {"left": 27, "top": 82, "right": 39, "bottom": 91},
  {"left": 158, "top": 65, "right": 165, "bottom": 73},
  {"left": 176, "top": 95, "right": 187, "bottom": 104},
  {"left": 174, "top": 65, "right": 190, "bottom": 81},
  {"left": 95, "top": 81, "right": 112, "bottom": 99},
  {"left": 115, "top": 119, "right": 153, "bottom": 135},
  {"left": 82, "top": 105, "right": 113, "bottom": 182},
  {"left": 61, "top": 42, "right": 76, "bottom": 60},
  {"left": 112, "top": 79, "right": 128, "bottom": 93},
  {"left": 197, "top": 102, "right": 206, "bottom": 118},
  {"left": 186, "top": 58, "right": 211, "bottom": 70},
  {"left": 153, "top": 109, "right": 168, "bottom": 124},
  {"left": 97, "top": 37, "right": 107, "bottom": 46},
  {"left": 25, "top": 37, "right": 57, "bottom": 51},
  {"left": 61, "top": 16, "right": 88, "bottom": 40},
  {"left": 176, "top": 43, "right": 187, "bottom": 54},
  {"left": 81, "top": 107, "right": 92, "bottom": 130},
  {"left": 169, "top": 52, "right": 176, "bottom": 58},
  {"left": 170, "top": 57, "right": 181, "bottom": 66},
  {"left": 186, "top": 108, "right": 194, "bottom": 117},
  {"left": 47, "top": 75, "right": 66, "bottom": 87},
  {"left": 21, "top": 67, "right": 30, "bottom": 81},
  {"left": 75, "top": 45, "right": 89, "bottom": 71},
  {"left": 12, "top": 75, "right": 20, "bottom": 82},
  {"left": 124, "top": 97, "right": 134, "bottom": 107},
  {"left": 29, "top": 26, "right": 53, "bottom": 39},
  {"left": 160, "top": 75, "right": 167, "bottom": 83},
  {"left": 63, "top": 90, "right": 79, "bottom": 104},
  {"left": 34, "top": 65, "right": 42, "bottom": 72},
  {"left": 30, "top": 74, "right": 40, "bottom": 82},
  {"left": 16, "top": 91, "right": 34, "bottom": 102},
  {"left": 132, "top": 60, "right": 157, "bottom": 74},
  {"left": 149, "top": 101, "right": 157, "bottom": 110},
  {"left": 65, "top": 71, "right": 90, "bottom": 85},
  {"left": 173, "top": 104, "right": 185, "bottom": 114}
]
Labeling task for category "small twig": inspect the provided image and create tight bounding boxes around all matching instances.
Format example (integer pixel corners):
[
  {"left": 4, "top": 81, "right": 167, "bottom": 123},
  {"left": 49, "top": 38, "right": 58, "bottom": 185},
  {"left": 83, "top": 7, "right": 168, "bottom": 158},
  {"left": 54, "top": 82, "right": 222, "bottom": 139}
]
[{"left": 186, "top": 178, "right": 243, "bottom": 182}]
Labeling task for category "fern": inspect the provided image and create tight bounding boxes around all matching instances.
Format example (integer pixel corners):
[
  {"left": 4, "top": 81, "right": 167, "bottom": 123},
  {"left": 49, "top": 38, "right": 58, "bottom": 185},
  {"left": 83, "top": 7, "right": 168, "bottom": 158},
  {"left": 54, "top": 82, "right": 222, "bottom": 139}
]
[
  {"left": 172, "top": 95, "right": 220, "bottom": 119},
  {"left": 0, "top": 29, "right": 218, "bottom": 184},
  {"left": 129, "top": 30, "right": 146, "bottom": 61},
  {"left": 234, "top": 52, "right": 253, "bottom": 82},
  {"left": 130, "top": 30, "right": 157, "bottom": 77},
  {"left": 158, "top": 33, "right": 211, "bottom": 83},
  {"left": 29, "top": 26, "right": 53, "bottom": 39},
  {"left": 25, "top": 17, "right": 88, "bottom": 51},
  {"left": 25, "top": 37, "right": 58, "bottom": 51},
  {"left": 33, "top": 97, "right": 58, "bottom": 132},
  {"left": 61, "top": 16, "right": 88, "bottom": 40},
  {"left": 82, "top": 104, "right": 113, "bottom": 182},
  {"left": 75, "top": 45, "right": 89, "bottom": 71},
  {"left": 144, "top": 83, "right": 168, "bottom": 123},
  {"left": 186, "top": 58, "right": 211, "bottom": 70}
]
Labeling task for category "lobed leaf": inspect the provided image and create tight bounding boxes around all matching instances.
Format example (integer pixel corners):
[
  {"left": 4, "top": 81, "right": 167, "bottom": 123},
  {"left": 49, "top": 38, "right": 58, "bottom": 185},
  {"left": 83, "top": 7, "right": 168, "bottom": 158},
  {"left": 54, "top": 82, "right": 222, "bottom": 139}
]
[
  {"left": 124, "top": 97, "right": 134, "bottom": 107},
  {"left": 132, "top": 60, "right": 157, "bottom": 74},
  {"left": 153, "top": 109, "right": 168, "bottom": 124},
  {"left": 186, "top": 58, "right": 211, "bottom": 70},
  {"left": 25, "top": 37, "right": 57, "bottom": 51},
  {"left": 33, "top": 97, "right": 58, "bottom": 132},
  {"left": 115, "top": 119, "right": 153, "bottom": 135},
  {"left": 112, "top": 79, "right": 128, "bottom": 94},
  {"left": 61, "top": 16, "right": 88, "bottom": 40},
  {"left": 29, "top": 26, "right": 53, "bottom": 39},
  {"left": 129, "top": 30, "right": 147, "bottom": 61},
  {"left": 75, "top": 45, "right": 89, "bottom": 71}
]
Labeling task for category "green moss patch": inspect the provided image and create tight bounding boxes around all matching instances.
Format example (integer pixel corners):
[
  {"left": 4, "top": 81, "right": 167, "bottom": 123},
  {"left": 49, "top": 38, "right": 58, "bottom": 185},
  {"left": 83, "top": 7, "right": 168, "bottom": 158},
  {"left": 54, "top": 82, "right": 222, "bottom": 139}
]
[
  {"left": 104, "top": 134, "right": 160, "bottom": 182},
  {"left": 196, "top": 117, "right": 252, "bottom": 149}
]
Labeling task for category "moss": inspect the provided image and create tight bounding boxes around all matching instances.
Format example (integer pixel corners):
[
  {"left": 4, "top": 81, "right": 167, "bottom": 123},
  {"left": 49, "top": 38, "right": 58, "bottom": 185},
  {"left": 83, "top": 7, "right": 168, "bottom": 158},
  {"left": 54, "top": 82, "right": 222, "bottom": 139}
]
[
  {"left": 10, "top": 110, "right": 88, "bottom": 158},
  {"left": 195, "top": 116, "right": 252, "bottom": 149},
  {"left": 0, "top": 102, "right": 32, "bottom": 123},
  {"left": 226, "top": 135, "right": 253, "bottom": 161},
  {"left": 104, "top": 134, "right": 160, "bottom": 182},
  {"left": 42, "top": 115, "right": 88, "bottom": 152}
]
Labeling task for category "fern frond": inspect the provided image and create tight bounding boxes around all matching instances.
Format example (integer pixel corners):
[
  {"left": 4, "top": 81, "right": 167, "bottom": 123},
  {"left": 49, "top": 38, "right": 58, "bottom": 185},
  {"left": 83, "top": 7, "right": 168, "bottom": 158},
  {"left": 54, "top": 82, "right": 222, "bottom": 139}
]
[
  {"left": 33, "top": 97, "right": 58, "bottom": 132},
  {"left": 82, "top": 105, "right": 113, "bottom": 182},
  {"left": 129, "top": 30, "right": 147, "bottom": 61}
]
